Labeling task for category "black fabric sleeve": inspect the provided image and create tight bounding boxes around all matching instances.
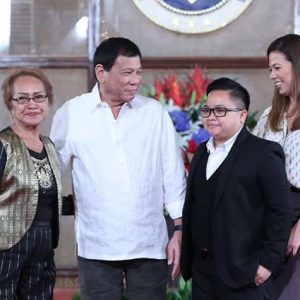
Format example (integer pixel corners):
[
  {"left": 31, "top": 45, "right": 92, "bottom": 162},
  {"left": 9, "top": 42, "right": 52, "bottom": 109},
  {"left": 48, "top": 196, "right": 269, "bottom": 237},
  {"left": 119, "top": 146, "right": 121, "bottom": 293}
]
[
  {"left": 258, "top": 142, "right": 293, "bottom": 271},
  {"left": 0, "top": 141, "right": 7, "bottom": 181}
]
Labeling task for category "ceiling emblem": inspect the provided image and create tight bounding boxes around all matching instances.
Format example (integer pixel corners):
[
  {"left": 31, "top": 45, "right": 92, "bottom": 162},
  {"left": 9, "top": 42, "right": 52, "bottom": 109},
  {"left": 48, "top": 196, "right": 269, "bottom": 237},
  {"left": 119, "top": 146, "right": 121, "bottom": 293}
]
[{"left": 133, "top": 0, "right": 253, "bottom": 34}]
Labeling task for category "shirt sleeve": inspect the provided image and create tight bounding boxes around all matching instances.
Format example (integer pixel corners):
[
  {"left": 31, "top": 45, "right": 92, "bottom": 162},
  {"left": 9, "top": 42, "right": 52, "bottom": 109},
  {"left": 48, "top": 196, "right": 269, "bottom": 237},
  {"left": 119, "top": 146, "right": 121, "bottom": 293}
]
[
  {"left": 0, "top": 141, "right": 7, "bottom": 181},
  {"left": 50, "top": 104, "right": 72, "bottom": 173},
  {"left": 160, "top": 109, "right": 187, "bottom": 219},
  {"left": 258, "top": 142, "right": 293, "bottom": 271},
  {"left": 285, "top": 132, "right": 300, "bottom": 188}
]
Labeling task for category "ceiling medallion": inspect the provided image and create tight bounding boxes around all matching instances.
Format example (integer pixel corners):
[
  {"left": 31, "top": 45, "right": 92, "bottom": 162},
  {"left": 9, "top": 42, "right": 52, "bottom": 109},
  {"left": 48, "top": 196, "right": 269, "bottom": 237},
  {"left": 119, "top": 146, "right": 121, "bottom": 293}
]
[
  {"left": 155, "top": 0, "right": 228, "bottom": 16},
  {"left": 133, "top": 0, "right": 253, "bottom": 34}
]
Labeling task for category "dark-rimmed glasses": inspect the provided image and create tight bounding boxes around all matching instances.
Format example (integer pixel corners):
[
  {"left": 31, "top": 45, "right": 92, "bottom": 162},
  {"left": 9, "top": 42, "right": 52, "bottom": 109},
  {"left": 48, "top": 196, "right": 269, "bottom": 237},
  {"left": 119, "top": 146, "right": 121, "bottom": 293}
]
[
  {"left": 200, "top": 107, "right": 243, "bottom": 118},
  {"left": 11, "top": 94, "right": 48, "bottom": 105}
]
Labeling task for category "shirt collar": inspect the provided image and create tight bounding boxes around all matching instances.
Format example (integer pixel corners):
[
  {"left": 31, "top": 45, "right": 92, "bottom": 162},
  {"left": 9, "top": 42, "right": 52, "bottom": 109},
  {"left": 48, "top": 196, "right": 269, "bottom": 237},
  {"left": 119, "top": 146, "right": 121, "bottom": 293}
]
[
  {"left": 206, "top": 126, "right": 243, "bottom": 154},
  {"left": 92, "top": 83, "right": 137, "bottom": 111}
]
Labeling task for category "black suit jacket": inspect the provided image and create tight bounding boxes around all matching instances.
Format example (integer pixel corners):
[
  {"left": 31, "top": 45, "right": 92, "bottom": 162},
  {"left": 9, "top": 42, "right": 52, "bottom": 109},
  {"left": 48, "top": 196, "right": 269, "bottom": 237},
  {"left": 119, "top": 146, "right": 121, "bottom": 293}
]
[{"left": 181, "top": 127, "right": 293, "bottom": 288}]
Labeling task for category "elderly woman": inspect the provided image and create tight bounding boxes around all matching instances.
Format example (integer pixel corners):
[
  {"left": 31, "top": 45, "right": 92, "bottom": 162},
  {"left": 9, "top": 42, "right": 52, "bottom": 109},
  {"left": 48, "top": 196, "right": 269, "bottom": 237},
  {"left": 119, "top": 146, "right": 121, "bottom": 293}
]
[{"left": 0, "top": 68, "right": 61, "bottom": 299}]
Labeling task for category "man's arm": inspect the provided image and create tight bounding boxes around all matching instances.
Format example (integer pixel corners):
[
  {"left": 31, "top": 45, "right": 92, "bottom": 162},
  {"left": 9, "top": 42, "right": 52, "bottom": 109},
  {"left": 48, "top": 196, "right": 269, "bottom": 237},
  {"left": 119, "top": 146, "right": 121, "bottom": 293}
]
[
  {"left": 167, "top": 217, "right": 182, "bottom": 280},
  {"left": 287, "top": 219, "right": 300, "bottom": 256},
  {"left": 160, "top": 109, "right": 186, "bottom": 279},
  {"left": 257, "top": 143, "right": 293, "bottom": 275},
  {"left": 50, "top": 104, "right": 72, "bottom": 172}
]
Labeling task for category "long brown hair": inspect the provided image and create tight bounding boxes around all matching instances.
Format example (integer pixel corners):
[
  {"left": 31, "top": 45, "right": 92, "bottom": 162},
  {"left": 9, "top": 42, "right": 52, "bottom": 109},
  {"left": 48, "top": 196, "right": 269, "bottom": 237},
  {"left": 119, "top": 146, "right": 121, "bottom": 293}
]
[{"left": 267, "top": 34, "right": 300, "bottom": 131}]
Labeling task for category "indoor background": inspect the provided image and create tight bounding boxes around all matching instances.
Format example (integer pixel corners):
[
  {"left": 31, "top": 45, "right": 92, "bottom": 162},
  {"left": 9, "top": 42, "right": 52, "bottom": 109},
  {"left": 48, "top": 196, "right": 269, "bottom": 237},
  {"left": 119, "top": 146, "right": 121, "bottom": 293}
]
[{"left": 0, "top": 0, "right": 298, "bottom": 291}]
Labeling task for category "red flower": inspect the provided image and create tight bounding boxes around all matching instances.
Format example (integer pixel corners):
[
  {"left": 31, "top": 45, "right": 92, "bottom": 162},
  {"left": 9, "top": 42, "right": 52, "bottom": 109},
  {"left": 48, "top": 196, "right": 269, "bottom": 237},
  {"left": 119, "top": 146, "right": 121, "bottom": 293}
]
[
  {"left": 187, "top": 140, "right": 198, "bottom": 153},
  {"left": 184, "top": 162, "right": 191, "bottom": 173},
  {"left": 190, "top": 65, "right": 210, "bottom": 104},
  {"left": 154, "top": 78, "right": 164, "bottom": 100},
  {"left": 148, "top": 65, "right": 210, "bottom": 109}
]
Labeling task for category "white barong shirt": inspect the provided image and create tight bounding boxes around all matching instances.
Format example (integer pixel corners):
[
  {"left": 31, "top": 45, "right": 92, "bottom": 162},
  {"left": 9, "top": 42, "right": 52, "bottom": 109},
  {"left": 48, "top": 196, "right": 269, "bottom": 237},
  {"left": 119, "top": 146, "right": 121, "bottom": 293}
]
[{"left": 50, "top": 85, "right": 186, "bottom": 260}]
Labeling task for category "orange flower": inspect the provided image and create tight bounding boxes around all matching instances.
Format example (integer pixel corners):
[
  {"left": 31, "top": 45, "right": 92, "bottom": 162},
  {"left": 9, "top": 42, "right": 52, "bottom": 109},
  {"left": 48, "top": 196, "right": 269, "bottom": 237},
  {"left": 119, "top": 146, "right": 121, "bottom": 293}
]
[{"left": 165, "top": 73, "right": 184, "bottom": 107}]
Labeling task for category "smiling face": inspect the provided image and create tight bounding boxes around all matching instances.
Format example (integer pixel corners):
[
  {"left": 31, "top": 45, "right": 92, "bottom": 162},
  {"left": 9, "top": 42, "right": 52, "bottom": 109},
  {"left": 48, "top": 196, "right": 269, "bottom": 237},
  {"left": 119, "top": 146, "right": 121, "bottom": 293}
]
[
  {"left": 10, "top": 75, "right": 49, "bottom": 129},
  {"left": 269, "top": 51, "right": 293, "bottom": 97},
  {"left": 95, "top": 55, "right": 142, "bottom": 107},
  {"left": 203, "top": 90, "right": 247, "bottom": 146}
]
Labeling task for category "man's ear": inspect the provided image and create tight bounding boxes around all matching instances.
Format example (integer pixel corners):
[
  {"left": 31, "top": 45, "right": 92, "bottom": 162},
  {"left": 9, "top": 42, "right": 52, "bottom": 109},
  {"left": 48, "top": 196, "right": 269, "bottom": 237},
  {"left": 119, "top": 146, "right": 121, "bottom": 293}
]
[
  {"left": 95, "top": 64, "right": 105, "bottom": 84},
  {"left": 241, "top": 110, "right": 248, "bottom": 124}
]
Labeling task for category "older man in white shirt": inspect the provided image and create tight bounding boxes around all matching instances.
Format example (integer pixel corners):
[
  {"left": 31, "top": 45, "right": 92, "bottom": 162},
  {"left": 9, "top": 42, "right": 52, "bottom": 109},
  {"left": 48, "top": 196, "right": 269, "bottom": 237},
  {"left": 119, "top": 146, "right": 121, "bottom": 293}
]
[{"left": 50, "top": 37, "right": 186, "bottom": 300}]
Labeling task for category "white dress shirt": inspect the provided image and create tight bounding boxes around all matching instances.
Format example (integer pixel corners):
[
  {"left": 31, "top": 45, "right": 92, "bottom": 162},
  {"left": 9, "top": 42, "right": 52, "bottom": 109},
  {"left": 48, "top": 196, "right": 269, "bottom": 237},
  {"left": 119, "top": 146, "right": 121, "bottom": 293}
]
[
  {"left": 206, "top": 128, "right": 243, "bottom": 179},
  {"left": 50, "top": 85, "right": 186, "bottom": 260}
]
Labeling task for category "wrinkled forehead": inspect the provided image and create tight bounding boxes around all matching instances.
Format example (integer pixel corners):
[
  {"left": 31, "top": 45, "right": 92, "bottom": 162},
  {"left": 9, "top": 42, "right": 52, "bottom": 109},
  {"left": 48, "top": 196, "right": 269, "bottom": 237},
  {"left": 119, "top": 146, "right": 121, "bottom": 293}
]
[{"left": 12, "top": 76, "right": 45, "bottom": 94}]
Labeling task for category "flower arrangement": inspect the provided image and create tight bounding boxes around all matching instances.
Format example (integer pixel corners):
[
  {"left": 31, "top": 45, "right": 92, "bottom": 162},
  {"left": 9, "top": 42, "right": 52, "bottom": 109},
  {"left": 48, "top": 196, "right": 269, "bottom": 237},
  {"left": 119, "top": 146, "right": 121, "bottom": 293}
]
[{"left": 141, "top": 65, "right": 211, "bottom": 154}]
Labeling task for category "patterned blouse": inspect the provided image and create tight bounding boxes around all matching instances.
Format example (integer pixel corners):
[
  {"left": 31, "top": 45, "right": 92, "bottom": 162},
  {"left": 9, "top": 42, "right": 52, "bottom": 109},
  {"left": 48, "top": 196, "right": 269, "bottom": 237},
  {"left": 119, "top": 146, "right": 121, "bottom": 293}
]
[{"left": 253, "top": 106, "right": 300, "bottom": 189}]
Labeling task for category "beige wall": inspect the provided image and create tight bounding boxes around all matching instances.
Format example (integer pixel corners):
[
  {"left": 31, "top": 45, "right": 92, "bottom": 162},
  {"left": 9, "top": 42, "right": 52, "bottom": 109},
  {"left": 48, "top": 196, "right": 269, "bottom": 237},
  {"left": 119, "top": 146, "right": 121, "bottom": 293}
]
[
  {"left": 106, "top": 0, "right": 293, "bottom": 57},
  {"left": 103, "top": 0, "right": 293, "bottom": 113},
  {"left": 0, "top": 0, "right": 296, "bottom": 269}
]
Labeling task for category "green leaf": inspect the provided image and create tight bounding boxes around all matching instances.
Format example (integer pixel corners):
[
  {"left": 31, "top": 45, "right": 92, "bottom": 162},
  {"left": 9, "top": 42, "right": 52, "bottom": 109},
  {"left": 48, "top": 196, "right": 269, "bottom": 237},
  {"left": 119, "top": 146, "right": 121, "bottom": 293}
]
[
  {"left": 246, "top": 110, "right": 259, "bottom": 130},
  {"left": 159, "top": 93, "right": 166, "bottom": 104},
  {"left": 150, "top": 86, "right": 156, "bottom": 97},
  {"left": 179, "top": 276, "right": 186, "bottom": 290},
  {"left": 174, "top": 290, "right": 183, "bottom": 299},
  {"left": 190, "top": 90, "right": 196, "bottom": 105},
  {"left": 200, "top": 94, "right": 207, "bottom": 106},
  {"left": 140, "top": 85, "right": 149, "bottom": 96}
]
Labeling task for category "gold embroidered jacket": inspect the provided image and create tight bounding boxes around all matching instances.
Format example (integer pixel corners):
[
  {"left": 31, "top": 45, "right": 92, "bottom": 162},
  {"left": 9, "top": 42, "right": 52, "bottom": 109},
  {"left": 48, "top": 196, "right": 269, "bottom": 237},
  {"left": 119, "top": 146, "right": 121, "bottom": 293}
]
[{"left": 0, "top": 128, "right": 62, "bottom": 250}]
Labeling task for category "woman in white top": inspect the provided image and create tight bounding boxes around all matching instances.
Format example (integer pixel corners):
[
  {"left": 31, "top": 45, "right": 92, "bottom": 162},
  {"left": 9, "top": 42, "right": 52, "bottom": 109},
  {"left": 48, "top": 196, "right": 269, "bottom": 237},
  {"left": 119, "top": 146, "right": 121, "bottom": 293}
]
[{"left": 253, "top": 34, "right": 300, "bottom": 300}]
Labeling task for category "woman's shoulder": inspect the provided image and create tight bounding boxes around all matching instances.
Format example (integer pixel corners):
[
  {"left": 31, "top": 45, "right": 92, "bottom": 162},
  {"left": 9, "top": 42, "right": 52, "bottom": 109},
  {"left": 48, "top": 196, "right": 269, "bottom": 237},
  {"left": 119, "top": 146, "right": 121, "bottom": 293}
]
[
  {"left": 0, "top": 127, "right": 13, "bottom": 142},
  {"left": 0, "top": 126, "right": 12, "bottom": 134},
  {"left": 260, "top": 106, "right": 272, "bottom": 119},
  {"left": 0, "top": 137, "right": 7, "bottom": 165},
  {"left": 252, "top": 107, "right": 271, "bottom": 137},
  {"left": 40, "top": 135, "right": 56, "bottom": 149}
]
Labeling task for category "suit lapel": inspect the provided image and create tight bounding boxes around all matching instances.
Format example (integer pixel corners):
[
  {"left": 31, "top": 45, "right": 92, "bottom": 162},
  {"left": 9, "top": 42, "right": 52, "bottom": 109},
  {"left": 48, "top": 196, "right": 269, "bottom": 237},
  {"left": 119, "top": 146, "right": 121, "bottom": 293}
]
[
  {"left": 185, "top": 143, "right": 207, "bottom": 203},
  {"left": 213, "top": 126, "right": 250, "bottom": 211}
]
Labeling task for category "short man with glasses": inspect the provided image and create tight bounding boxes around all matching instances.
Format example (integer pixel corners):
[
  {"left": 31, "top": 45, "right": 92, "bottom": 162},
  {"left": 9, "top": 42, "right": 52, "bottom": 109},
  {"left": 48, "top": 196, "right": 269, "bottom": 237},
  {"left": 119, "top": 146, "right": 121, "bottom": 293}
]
[{"left": 181, "top": 77, "right": 293, "bottom": 300}]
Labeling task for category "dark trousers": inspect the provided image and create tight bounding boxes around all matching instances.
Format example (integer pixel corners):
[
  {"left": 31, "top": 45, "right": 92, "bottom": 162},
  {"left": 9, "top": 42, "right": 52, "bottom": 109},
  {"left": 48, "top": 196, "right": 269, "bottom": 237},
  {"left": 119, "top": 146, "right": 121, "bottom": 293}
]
[
  {"left": 0, "top": 221, "right": 56, "bottom": 300},
  {"left": 192, "top": 255, "right": 274, "bottom": 300},
  {"left": 269, "top": 246, "right": 300, "bottom": 299},
  {"left": 78, "top": 256, "right": 167, "bottom": 300}
]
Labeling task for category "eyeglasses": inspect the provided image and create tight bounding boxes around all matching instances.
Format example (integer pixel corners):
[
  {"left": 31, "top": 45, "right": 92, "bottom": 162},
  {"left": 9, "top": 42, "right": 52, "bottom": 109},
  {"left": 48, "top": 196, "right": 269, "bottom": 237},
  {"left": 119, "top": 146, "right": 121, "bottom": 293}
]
[
  {"left": 11, "top": 94, "right": 48, "bottom": 105},
  {"left": 200, "top": 107, "right": 243, "bottom": 118}
]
